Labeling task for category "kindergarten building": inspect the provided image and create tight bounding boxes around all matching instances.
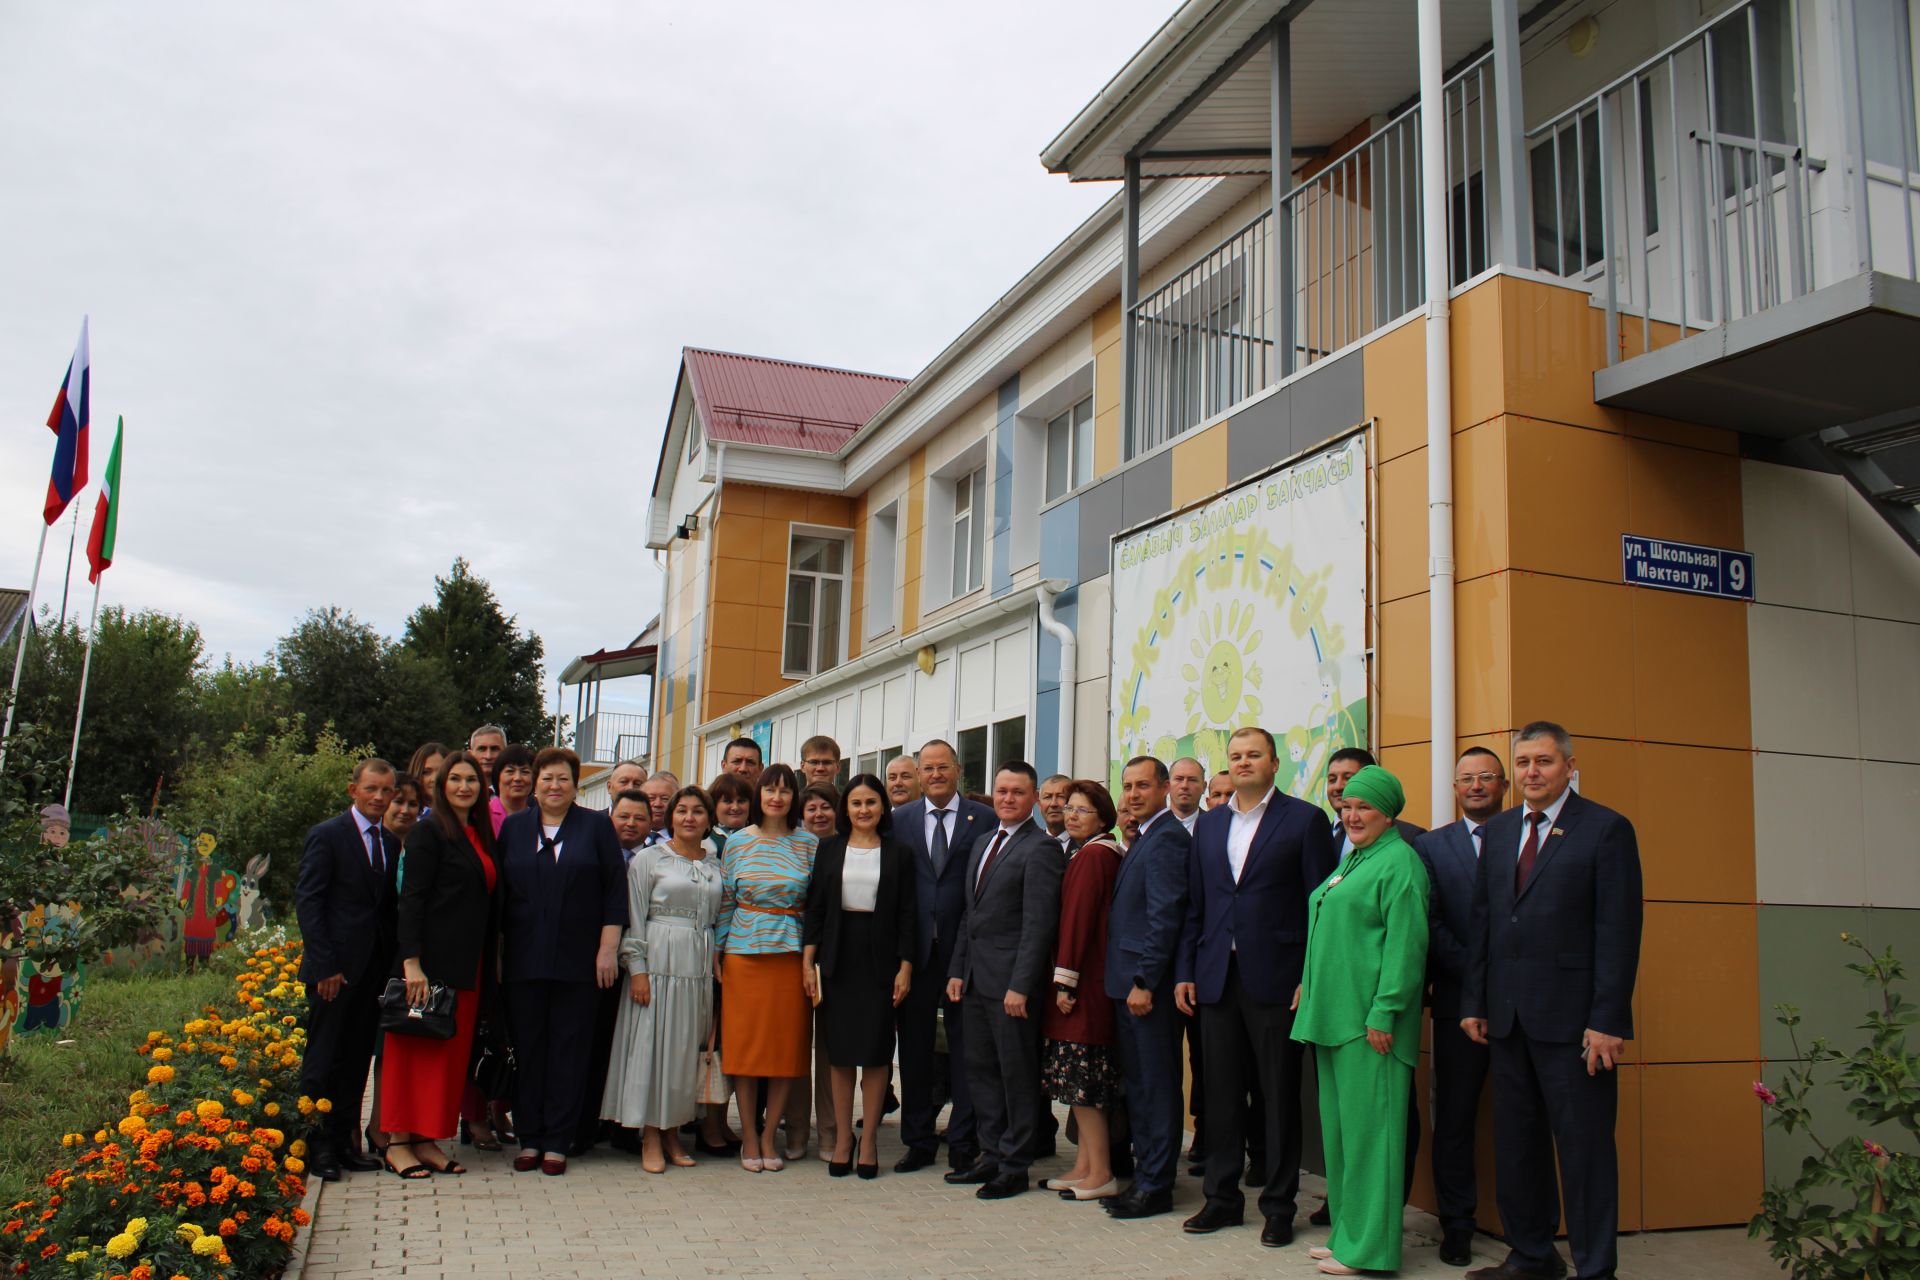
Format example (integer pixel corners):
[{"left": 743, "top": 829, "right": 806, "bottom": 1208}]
[{"left": 641, "top": 0, "right": 1920, "bottom": 1229}]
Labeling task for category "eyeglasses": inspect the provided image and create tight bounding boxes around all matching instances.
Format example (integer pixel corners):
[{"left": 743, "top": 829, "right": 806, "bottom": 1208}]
[
  {"left": 1063, "top": 805, "right": 1100, "bottom": 818},
  {"left": 1454, "top": 772, "right": 1502, "bottom": 786},
  {"left": 803, "top": 757, "right": 838, "bottom": 768}
]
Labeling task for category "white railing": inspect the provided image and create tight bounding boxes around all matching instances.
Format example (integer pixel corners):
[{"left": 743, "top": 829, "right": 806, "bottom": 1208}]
[{"left": 575, "top": 710, "right": 650, "bottom": 764}]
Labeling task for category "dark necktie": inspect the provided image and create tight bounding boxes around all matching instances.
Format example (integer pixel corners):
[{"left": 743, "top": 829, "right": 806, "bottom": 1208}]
[
  {"left": 975, "top": 829, "right": 1009, "bottom": 896},
  {"left": 931, "top": 807, "right": 951, "bottom": 875},
  {"left": 1468, "top": 823, "right": 1484, "bottom": 858},
  {"left": 365, "top": 824, "right": 384, "bottom": 875},
  {"left": 1515, "top": 811, "right": 1547, "bottom": 892}
]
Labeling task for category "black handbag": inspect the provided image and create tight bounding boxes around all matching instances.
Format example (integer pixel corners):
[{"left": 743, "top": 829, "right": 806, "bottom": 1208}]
[{"left": 377, "top": 977, "right": 458, "bottom": 1040}]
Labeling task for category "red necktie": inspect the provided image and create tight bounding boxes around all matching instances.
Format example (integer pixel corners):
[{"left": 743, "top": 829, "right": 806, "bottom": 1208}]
[
  {"left": 1515, "top": 811, "right": 1546, "bottom": 893},
  {"left": 975, "top": 829, "right": 1009, "bottom": 896}
]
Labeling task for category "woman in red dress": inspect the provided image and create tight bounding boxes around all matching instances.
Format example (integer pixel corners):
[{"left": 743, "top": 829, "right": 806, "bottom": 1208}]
[
  {"left": 380, "top": 751, "right": 498, "bottom": 1178},
  {"left": 1041, "top": 780, "right": 1125, "bottom": 1201}
]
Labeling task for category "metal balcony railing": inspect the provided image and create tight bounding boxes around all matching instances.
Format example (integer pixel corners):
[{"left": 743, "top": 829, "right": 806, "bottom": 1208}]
[{"left": 575, "top": 710, "right": 650, "bottom": 765}]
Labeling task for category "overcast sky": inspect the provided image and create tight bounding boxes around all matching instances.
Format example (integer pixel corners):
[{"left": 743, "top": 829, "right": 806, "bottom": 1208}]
[{"left": 0, "top": 1, "right": 1170, "bottom": 718}]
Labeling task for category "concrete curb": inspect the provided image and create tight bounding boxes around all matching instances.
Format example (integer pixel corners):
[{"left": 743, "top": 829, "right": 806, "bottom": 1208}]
[{"left": 279, "top": 1175, "right": 323, "bottom": 1280}]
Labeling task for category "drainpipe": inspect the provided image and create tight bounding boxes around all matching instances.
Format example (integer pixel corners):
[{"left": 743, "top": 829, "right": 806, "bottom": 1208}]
[
  {"left": 1418, "top": 0, "right": 1455, "bottom": 828},
  {"left": 1036, "top": 580, "right": 1076, "bottom": 775}
]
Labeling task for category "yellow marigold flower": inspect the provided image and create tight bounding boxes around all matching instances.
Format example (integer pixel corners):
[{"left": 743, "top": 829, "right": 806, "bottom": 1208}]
[
  {"left": 230, "top": 1089, "right": 253, "bottom": 1106},
  {"left": 289, "top": 1139, "right": 307, "bottom": 1157},
  {"left": 314, "top": 1097, "right": 332, "bottom": 1114},
  {"left": 105, "top": 1233, "right": 138, "bottom": 1259},
  {"left": 191, "top": 1232, "right": 225, "bottom": 1257},
  {"left": 117, "top": 1116, "right": 147, "bottom": 1137},
  {"left": 150, "top": 1047, "right": 171, "bottom": 1061},
  {"left": 263, "top": 1102, "right": 280, "bottom": 1117},
  {"left": 93, "top": 1129, "right": 108, "bottom": 1143},
  {"left": 195, "top": 1101, "right": 224, "bottom": 1122},
  {"left": 219, "top": 1055, "right": 238, "bottom": 1069},
  {"left": 176, "top": 1222, "right": 203, "bottom": 1241},
  {"left": 128, "top": 1090, "right": 149, "bottom": 1106},
  {"left": 127, "top": 1217, "right": 149, "bottom": 1236},
  {"left": 66, "top": 1250, "right": 89, "bottom": 1262},
  {"left": 146, "top": 1065, "right": 174, "bottom": 1085},
  {"left": 284, "top": 1157, "right": 305, "bottom": 1174},
  {"left": 295, "top": 1097, "right": 314, "bottom": 1116},
  {"left": 146, "top": 1031, "right": 164, "bottom": 1043}
]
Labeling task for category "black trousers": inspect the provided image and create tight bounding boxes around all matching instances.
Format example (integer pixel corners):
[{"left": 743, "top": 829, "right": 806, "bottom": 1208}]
[
  {"left": 1186, "top": 1008, "right": 1267, "bottom": 1165},
  {"left": 899, "top": 940, "right": 974, "bottom": 1163},
  {"left": 1491, "top": 1031, "right": 1618, "bottom": 1280},
  {"left": 576, "top": 978, "right": 624, "bottom": 1148},
  {"left": 1113, "top": 993, "right": 1184, "bottom": 1193},
  {"left": 1430, "top": 1012, "right": 1491, "bottom": 1233},
  {"left": 1198, "top": 955, "right": 1304, "bottom": 1219},
  {"left": 299, "top": 971, "right": 383, "bottom": 1151},
  {"left": 505, "top": 978, "right": 600, "bottom": 1155},
  {"left": 962, "top": 990, "right": 1043, "bottom": 1173}
]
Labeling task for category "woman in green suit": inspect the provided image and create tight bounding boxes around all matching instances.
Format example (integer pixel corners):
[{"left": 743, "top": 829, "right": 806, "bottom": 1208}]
[{"left": 1292, "top": 764, "right": 1429, "bottom": 1276}]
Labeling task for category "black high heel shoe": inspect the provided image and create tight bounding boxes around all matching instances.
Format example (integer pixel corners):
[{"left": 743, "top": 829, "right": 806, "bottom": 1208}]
[
  {"left": 856, "top": 1161, "right": 878, "bottom": 1180},
  {"left": 828, "top": 1158, "right": 852, "bottom": 1177}
]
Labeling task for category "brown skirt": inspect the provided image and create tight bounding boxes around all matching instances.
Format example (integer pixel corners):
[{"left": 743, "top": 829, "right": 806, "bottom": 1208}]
[{"left": 721, "top": 952, "right": 811, "bottom": 1078}]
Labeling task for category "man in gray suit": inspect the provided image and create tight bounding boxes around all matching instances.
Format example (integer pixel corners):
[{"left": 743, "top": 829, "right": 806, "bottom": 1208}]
[{"left": 946, "top": 761, "right": 1064, "bottom": 1200}]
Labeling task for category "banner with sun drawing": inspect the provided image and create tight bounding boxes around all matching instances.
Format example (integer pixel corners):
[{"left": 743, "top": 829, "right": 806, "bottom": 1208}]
[{"left": 1109, "top": 432, "right": 1367, "bottom": 813}]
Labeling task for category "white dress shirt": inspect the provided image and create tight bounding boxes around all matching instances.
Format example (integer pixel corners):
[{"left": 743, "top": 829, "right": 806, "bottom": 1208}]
[
  {"left": 541, "top": 822, "right": 564, "bottom": 862},
  {"left": 841, "top": 843, "right": 882, "bottom": 912},
  {"left": 1225, "top": 787, "right": 1276, "bottom": 882},
  {"left": 924, "top": 797, "right": 961, "bottom": 854},
  {"left": 1515, "top": 786, "right": 1573, "bottom": 862},
  {"left": 1175, "top": 808, "right": 1199, "bottom": 835},
  {"left": 351, "top": 808, "right": 385, "bottom": 869}
]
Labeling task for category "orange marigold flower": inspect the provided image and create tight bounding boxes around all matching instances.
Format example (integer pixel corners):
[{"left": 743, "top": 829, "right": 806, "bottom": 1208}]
[
  {"left": 217, "top": 1218, "right": 237, "bottom": 1236},
  {"left": 146, "top": 1065, "right": 174, "bottom": 1085}
]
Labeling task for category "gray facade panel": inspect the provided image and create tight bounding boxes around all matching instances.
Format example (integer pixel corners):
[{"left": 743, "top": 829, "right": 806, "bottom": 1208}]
[
  {"left": 1289, "top": 349, "right": 1366, "bottom": 453},
  {"left": 1227, "top": 388, "right": 1292, "bottom": 483},
  {"left": 1040, "top": 495, "right": 1081, "bottom": 585},
  {"left": 1077, "top": 478, "right": 1124, "bottom": 583},
  {"left": 1121, "top": 446, "right": 1173, "bottom": 529}
]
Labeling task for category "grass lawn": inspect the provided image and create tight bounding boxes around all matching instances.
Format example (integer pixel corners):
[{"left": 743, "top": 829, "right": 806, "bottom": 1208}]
[{"left": 0, "top": 962, "right": 236, "bottom": 1210}]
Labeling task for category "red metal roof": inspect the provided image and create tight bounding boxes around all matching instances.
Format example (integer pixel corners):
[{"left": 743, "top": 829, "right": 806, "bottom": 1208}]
[{"left": 681, "top": 347, "right": 906, "bottom": 454}]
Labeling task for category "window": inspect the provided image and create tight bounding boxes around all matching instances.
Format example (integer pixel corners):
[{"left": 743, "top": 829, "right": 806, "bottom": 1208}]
[
  {"left": 991, "top": 715, "right": 1026, "bottom": 767},
  {"left": 686, "top": 410, "right": 702, "bottom": 463},
  {"left": 866, "top": 504, "right": 899, "bottom": 639},
  {"left": 1044, "top": 397, "right": 1095, "bottom": 502},
  {"left": 957, "top": 725, "right": 988, "bottom": 796},
  {"left": 1857, "top": 0, "right": 1919, "bottom": 167},
  {"left": 783, "top": 532, "right": 848, "bottom": 677},
  {"left": 949, "top": 467, "right": 985, "bottom": 597}
]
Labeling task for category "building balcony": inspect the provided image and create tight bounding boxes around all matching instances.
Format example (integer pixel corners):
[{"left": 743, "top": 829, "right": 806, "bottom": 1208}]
[{"left": 574, "top": 710, "right": 652, "bottom": 766}]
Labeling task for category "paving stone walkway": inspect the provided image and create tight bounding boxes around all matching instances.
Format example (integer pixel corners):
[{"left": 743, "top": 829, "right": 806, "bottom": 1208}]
[{"left": 305, "top": 1106, "right": 1779, "bottom": 1280}]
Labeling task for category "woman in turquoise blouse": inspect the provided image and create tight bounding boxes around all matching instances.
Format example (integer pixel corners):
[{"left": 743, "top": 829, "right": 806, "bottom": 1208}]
[{"left": 1291, "top": 764, "right": 1430, "bottom": 1275}]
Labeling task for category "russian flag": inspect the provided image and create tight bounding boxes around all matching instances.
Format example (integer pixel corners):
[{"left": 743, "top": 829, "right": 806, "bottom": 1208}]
[{"left": 44, "top": 317, "right": 90, "bottom": 524}]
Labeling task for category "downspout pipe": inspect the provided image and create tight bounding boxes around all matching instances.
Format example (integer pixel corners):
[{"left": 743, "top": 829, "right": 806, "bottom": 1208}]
[
  {"left": 1036, "top": 580, "right": 1077, "bottom": 776},
  {"left": 1418, "top": 0, "right": 1456, "bottom": 828}
]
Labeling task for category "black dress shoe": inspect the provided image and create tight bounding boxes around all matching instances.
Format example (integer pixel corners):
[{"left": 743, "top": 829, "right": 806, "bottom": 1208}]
[
  {"left": 1309, "top": 1201, "right": 1332, "bottom": 1226},
  {"left": 1182, "top": 1202, "right": 1244, "bottom": 1233},
  {"left": 337, "top": 1150, "right": 382, "bottom": 1173},
  {"left": 1465, "top": 1260, "right": 1567, "bottom": 1280},
  {"left": 944, "top": 1158, "right": 999, "bottom": 1185},
  {"left": 894, "top": 1148, "right": 936, "bottom": 1173},
  {"left": 976, "top": 1170, "right": 1028, "bottom": 1199},
  {"left": 1260, "top": 1216, "right": 1294, "bottom": 1248},
  {"left": 309, "top": 1150, "right": 343, "bottom": 1182},
  {"left": 1103, "top": 1187, "right": 1174, "bottom": 1219},
  {"left": 1440, "top": 1227, "right": 1475, "bottom": 1267}
]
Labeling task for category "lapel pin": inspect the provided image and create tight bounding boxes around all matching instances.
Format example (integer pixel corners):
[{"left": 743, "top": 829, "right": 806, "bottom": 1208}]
[{"left": 1551, "top": 828, "right": 1565, "bottom": 837}]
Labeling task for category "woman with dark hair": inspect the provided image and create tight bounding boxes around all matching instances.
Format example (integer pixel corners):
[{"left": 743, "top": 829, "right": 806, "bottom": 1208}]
[
  {"left": 602, "top": 786, "right": 724, "bottom": 1173},
  {"left": 406, "top": 743, "right": 448, "bottom": 800},
  {"left": 489, "top": 744, "right": 535, "bottom": 833},
  {"left": 706, "top": 773, "right": 753, "bottom": 852},
  {"left": 799, "top": 783, "right": 840, "bottom": 839},
  {"left": 379, "top": 751, "right": 499, "bottom": 1178},
  {"left": 715, "top": 763, "right": 816, "bottom": 1172},
  {"left": 1041, "top": 779, "right": 1125, "bottom": 1200},
  {"left": 802, "top": 774, "right": 915, "bottom": 1178},
  {"left": 496, "top": 745, "right": 628, "bottom": 1175}
]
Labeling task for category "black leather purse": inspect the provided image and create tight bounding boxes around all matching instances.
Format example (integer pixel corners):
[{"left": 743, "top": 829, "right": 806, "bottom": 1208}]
[{"left": 377, "top": 977, "right": 458, "bottom": 1040}]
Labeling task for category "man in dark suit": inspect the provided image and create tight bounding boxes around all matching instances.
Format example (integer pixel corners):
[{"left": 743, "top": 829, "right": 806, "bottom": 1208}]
[
  {"left": 1463, "top": 721, "right": 1642, "bottom": 1280},
  {"left": 295, "top": 758, "right": 401, "bottom": 1180},
  {"left": 1415, "top": 746, "right": 1509, "bottom": 1266},
  {"left": 1176, "top": 726, "right": 1338, "bottom": 1246},
  {"left": 1103, "top": 756, "right": 1191, "bottom": 1220},
  {"left": 945, "top": 761, "right": 1064, "bottom": 1200},
  {"left": 893, "top": 738, "right": 996, "bottom": 1172}
]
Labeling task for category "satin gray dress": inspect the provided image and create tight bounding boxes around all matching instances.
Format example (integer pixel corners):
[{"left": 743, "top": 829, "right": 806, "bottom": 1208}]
[{"left": 600, "top": 845, "right": 723, "bottom": 1130}]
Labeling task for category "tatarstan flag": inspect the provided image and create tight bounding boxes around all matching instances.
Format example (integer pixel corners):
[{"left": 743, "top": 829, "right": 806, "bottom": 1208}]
[{"left": 86, "top": 418, "right": 122, "bottom": 584}]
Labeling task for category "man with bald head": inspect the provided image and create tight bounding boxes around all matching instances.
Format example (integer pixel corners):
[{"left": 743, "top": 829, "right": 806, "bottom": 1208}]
[
  {"left": 1168, "top": 758, "right": 1206, "bottom": 835},
  {"left": 605, "top": 759, "right": 647, "bottom": 809},
  {"left": 885, "top": 755, "right": 922, "bottom": 806}
]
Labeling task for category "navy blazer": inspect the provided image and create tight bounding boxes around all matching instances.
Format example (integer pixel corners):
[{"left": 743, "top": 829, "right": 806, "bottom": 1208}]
[
  {"left": 1463, "top": 790, "right": 1643, "bottom": 1043},
  {"left": 1177, "top": 789, "right": 1337, "bottom": 1005},
  {"left": 295, "top": 810, "right": 398, "bottom": 986},
  {"left": 893, "top": 795, "right": 997, "bottom": 970},
  {"left": 497, "top": 803, "right": 629, "bottom": 985},
  {"left": 1105, "top": 811, "right": 1190, "bottom": 1000},
  {"left": 1414, "top": 818, "right": 1484, "bottom": 1020}
]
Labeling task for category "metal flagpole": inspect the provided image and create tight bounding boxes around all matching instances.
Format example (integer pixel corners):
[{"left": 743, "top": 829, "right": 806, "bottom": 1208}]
[
  {"left": 63, "top": 574, "right": 103, "bottom": 809},
  {"left": 57, "top": 503, "right": 79, "bottom": 628},
  {"left": 0, "top": 522, "right": 52, "bottom": 774}
]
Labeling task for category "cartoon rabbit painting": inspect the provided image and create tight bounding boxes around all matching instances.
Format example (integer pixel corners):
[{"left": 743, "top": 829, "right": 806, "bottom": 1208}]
[{"left": 235, "top": 854, "right": 270, "bottom": 934}]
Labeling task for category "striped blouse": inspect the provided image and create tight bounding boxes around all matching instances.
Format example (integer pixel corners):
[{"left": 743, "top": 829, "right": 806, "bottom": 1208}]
[{"left": 715, "top": 827, "right": 818, "bottom": 955}]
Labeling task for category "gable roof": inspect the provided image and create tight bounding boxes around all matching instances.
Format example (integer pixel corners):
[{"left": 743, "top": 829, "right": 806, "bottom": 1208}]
[{"left": 682, "top": 347, "right": 906, "bottom": 454}]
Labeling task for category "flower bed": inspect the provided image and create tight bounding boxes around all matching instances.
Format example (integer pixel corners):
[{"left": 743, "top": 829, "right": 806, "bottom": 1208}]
[{"left": 1, "top": 941, "right": 315, "bottom": 1279}]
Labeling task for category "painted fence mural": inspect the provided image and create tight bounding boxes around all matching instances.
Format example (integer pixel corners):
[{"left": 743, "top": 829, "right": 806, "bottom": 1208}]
[{"left": 1109, "top": 432, "right": 1368, "bottom": 810}]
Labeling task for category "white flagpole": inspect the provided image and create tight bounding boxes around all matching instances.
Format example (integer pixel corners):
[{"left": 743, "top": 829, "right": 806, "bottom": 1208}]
[
  {"left": 0, "top": 521, "right": 52, "bottom": 774},
  {"left": 62, "top": 575, "right": 103, "bottom": 809}
]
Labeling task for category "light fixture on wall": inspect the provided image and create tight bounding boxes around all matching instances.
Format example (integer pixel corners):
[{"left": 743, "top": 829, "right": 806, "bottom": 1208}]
[
  {"left": 674, "top": 513, "right": 701, "bottom": 540},
  {"left": 915, "top": 645, "right": 937, "bottom": 676},
  {"left": 1567, "top": 15, "right": 1599, "bottom": 58}
]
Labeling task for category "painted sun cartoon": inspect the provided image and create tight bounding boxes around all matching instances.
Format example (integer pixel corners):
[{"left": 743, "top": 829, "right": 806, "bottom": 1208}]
[{"left": 1180, "top": 598, "right": 1265, "bottom": 733}]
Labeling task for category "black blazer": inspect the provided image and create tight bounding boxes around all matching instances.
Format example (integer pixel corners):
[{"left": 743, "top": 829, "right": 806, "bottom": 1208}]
[
  {"left": 1463, "top": 790, "right": 1643, "bottom": 1043},
  {"left": 496, "top": 803, "right": 629, "bottom": 985},
  {"left": 396, "top": 818, "right": 498, "bottom": 990},
  {"left": 804, "top": 835, "right": 918, "bottom": 979},
  {"left": 1414, "top": 818, "right": 1483, "bottom": 1019},
  {"left": 948, "top": 821, "right": 1065, "bottom": 1000},
  {"left": 892, "top": 795, "right": 997, "bottom": 970},
  {"left": 295, "top": 810, "right": 398, "bottom": 985}
]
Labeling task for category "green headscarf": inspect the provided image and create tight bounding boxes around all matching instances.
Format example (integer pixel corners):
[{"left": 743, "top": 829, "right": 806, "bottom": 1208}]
[{"left": 1340, "top": 764, "right": 1405, "bottom": 819}]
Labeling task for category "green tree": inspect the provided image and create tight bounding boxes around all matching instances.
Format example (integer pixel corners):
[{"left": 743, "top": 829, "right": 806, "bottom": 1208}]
[
  {"left": 13, "top": 606, "right": 204, "bottom": 814},
  {"left": 403, "top": 558, "right": 552, "bottom": 743},
  {"left": 191, "top": 657, "right": 290, "bottom": 756},
  {"left": 167, "top": 720, "right": 366, "bottom": 907},
  {"left": 274, "top": 606, "right": 387, "bottom": 753}
]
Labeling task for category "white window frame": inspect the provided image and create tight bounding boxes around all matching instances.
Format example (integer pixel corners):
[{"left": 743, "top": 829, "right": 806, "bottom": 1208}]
[
  {"left": 782, "top": 524, "right": 852, "bottom": 679},
  {"left": 949, "top": 466, "right": 986, "bottom": 599},
  {"left": 865, "top": 502, "right": 901, "bottom": 641},
  {"left": 1043, "top": 394, "right": 1095, "bottom": 503},
  {"left": 685, "top": 407, "right": 702, "bottom": 464}
]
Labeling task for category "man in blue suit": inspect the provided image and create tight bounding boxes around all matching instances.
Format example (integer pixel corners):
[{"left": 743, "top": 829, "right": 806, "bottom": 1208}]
[
  {"left": 1102, "top": 756, "right": 1191, "bottom": 1220},
  {"left": 295, "top": 758, "right": 401, "bottom": 1181},
  {"left": 1463, "top": 722, "right": 1642, "bottom": 1280},
  {"left": 1176, "top": 726, "right": 1338, "bottom": 1247},
  {"left": 892, "top": 738, "right": 996, "bottom": 1173},
  {"left": 1415, "top": 746, "right": 1509, "bottom": 1265}
]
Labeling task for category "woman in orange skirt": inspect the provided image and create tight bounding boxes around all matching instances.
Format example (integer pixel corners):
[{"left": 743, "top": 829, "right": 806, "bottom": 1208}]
[
  {"left": 380, "top": 751, "right": 498, "bottom": 1178},
  {"left": 716, "top": 764, "right": 817, "bottom": 1172}
]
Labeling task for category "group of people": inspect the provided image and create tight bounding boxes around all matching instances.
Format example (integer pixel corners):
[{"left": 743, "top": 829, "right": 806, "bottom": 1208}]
[{"left": 296, "top": 717, "right": 1641, "bottom": 1280}]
